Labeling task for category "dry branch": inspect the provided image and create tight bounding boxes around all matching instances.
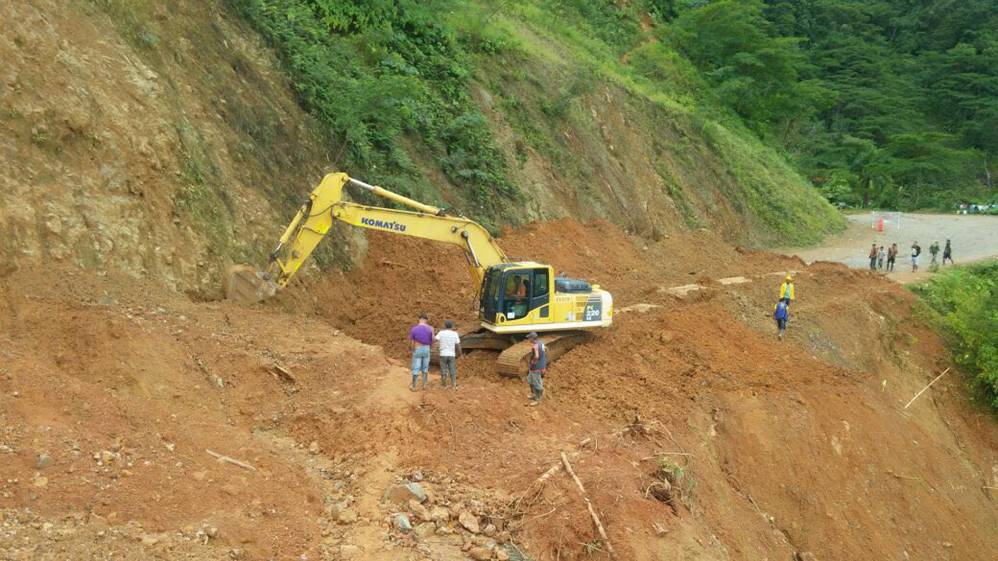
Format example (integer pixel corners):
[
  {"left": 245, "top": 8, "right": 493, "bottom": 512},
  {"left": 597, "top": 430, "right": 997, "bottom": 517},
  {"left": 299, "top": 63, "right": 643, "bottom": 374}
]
[
  {"left": 903, "top": 367, "right": 951, "bottom": 409},
  {"left": 561, "top": 451, "right": 617, "bottom": 559},
  {"left": 206, "top": 449, "right": 257, "bottom": 471}
]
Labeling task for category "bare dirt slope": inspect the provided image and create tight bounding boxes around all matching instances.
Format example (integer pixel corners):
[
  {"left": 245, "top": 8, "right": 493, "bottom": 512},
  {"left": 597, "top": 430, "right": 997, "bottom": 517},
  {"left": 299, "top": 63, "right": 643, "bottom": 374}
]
[{"left": 3, "top": 219, "right": 996, "bottom": 561}]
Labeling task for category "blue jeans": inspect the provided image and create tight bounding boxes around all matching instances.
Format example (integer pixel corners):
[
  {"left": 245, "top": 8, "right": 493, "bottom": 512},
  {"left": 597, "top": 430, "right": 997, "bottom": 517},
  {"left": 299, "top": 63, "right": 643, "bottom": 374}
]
[{"left": 411, "top": 345, "right": 430, "bottom": 387}]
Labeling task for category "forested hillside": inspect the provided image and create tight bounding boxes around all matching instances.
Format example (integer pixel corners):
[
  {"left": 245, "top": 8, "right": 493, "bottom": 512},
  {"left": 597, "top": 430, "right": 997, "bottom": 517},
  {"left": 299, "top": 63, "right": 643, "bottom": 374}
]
[
  {"left": 231, "top": 0, "right": 846, "bottom": 244},
  {"left": 237, "top": 0, "right": 998, "bottom": 216},
  {"left": 662, "top": 0, "right": 998, "bottom": 209}
]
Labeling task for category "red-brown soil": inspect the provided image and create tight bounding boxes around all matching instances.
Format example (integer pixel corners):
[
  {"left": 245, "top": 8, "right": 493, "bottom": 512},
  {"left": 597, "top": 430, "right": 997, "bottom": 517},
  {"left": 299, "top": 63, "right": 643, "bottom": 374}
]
[{"left": 2, "top": 219, "right": 996, "bottom": 561}]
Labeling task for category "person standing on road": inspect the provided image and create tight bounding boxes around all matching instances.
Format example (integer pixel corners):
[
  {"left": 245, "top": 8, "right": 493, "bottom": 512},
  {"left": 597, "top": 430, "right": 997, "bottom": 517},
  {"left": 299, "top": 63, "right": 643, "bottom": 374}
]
[
  {"left": 887, "top": 243, "right": 898, "bottom": 272},
  {"left": 526, "top": 332, "right": 547, "bottom": 406},
  {"left": 878, "top": 246, "right": 887, "bottom": 270},
  {"left": 911, "top": 241, "right": 922, "bottom": 272},
  {"left": 943, "top": 239, "right": 954, "bottom": 265},
  {"left": 409, "top": 313, "right": 434, "bottom": 391},
  {"left": 779, "top": 274, "right": 795, "bottom": 306},
  {"left": 868, "top": 244, "right": 879, "bottom": 271},
  {"left": 435, "top": 319, "right": 462, "bottom": 389},
  {"left": 929, "top": 241, "right": 941, "bottom": 270},
  {"left": 774, "top": 299, "right": 789, "bottom": 340}
]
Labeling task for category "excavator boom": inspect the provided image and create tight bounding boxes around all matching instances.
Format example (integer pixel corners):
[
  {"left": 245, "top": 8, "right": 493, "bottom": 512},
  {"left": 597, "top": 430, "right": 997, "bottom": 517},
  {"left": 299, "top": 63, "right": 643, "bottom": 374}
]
[
  {"left": 226, "top": 170, "right": 613, "bottom": 377},
  {"left": 226, "top": 172, "right": 505, "bottom": 303}
]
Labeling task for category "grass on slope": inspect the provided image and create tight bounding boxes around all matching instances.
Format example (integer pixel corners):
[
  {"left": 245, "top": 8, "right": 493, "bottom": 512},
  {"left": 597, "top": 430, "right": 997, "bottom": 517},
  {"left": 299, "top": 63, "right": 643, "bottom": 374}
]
[
  {"left": 912, "top": 260, "right": 998, "bottom": 410},
  {"left": 454, "top": 0, "right": 844, "bottom": 244}
]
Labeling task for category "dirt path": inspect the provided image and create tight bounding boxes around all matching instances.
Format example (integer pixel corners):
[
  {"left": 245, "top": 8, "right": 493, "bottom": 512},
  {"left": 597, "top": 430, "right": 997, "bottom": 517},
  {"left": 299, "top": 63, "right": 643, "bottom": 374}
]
[{"left": 778, "top": 212, "right": 998, "bottom": 281}]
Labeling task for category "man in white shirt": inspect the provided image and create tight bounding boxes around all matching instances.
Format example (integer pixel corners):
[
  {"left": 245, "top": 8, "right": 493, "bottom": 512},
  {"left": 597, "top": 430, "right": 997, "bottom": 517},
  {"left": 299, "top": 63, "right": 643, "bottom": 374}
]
[{"left": 435, "top": 320, "right": 462, "bottom": 389}]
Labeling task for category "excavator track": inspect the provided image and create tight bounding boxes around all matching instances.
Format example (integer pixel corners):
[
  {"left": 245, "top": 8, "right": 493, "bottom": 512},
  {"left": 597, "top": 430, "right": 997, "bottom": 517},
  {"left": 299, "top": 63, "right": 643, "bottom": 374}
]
[{"left": 496, "top": 331, "right": 594, "bottom": 378}]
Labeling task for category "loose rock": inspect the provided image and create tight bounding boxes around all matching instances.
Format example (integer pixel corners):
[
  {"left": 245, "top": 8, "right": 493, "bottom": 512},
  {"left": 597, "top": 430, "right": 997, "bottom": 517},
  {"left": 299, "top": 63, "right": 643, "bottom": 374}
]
[
  {"left": 394, "top": 513, "right": 413, "bottom": 533},
  {"left": 459, "top": 511, "right": 480, "bottom": 534},
  {"left": 413, "top": 522, "right": 435, "bottom": 539},
  {"left": 468, "top": 546, "right": 492, "bottom": 561},
  {"left": 36, "top": 453, "right": 54, "bottom": 470},
  {"left": 409, "top": 499, "right": 431, "bottom": 521},
  {"left": 383, "top": 482, "right": 427, "bottom": 505},
  {"left": 337, "top": 508, "right": 358, "bottom": 525}
]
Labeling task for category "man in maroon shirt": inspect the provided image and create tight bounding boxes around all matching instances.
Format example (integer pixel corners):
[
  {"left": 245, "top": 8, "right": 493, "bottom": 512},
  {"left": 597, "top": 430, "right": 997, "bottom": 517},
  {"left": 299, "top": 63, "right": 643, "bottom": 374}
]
[{"left": 409, "top": 313, "right": 434, "bottom": 390}]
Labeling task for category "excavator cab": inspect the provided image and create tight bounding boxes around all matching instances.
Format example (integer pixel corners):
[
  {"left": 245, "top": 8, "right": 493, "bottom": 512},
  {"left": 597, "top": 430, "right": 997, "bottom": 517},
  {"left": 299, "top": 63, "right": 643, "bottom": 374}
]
[
  {"left": 480, "top": 263, "right": 612, "bottom": 334},
  {"left": 480, "top": 264, "right": 552, "bottom": 327}
]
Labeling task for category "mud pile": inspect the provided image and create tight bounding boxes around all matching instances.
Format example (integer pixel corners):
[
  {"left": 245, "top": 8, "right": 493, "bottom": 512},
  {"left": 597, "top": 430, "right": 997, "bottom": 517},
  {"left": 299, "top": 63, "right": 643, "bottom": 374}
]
[{"left": 2, "top": 218, "right": 997, "bottom": 561}]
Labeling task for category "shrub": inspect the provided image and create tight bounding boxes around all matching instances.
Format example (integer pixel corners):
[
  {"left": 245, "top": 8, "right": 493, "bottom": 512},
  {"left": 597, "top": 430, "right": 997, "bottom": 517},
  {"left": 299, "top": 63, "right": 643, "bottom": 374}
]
[{"left": 912, "top": 260, "right": 998, "bottom": 410}]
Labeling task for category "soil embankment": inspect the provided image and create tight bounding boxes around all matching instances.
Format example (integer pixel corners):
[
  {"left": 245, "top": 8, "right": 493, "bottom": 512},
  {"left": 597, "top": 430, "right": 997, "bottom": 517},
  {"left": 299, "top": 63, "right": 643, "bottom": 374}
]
[{"left": 3, "top": 219, "right": 996, "bottom": 561}]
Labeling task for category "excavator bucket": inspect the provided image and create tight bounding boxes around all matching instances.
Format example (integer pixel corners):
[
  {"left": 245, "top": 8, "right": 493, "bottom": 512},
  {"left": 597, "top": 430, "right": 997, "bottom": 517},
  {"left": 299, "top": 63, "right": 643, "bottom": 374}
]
[{"left": 224, "top": 265, "right": 279, "bottom": 305}]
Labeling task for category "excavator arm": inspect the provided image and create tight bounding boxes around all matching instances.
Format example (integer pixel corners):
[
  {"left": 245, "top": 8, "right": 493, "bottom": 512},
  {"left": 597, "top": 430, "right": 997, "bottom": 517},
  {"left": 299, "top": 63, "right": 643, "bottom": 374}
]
[{"left": 226, "top": 172, "right": 507, "bottom": 303}]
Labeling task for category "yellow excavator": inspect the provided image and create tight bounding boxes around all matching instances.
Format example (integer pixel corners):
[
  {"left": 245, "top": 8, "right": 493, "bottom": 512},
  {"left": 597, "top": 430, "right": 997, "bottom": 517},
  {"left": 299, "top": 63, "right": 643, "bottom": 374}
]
[{"left": 227, "top": 172, "right": 613, "bottom": 375}]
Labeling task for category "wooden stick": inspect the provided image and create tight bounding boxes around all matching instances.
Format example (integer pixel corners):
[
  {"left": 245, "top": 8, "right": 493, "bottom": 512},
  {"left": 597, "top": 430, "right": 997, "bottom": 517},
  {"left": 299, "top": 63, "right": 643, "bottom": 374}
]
[
  {"left": 206, "top": 449, "right": 257, "bottom": 472},
  {"left": 561, "top": 452, "right": 617, "bottom": 559},
  {"left": 904, "top": 368, "right": 951, "bottom": 409},
  {"left": 533, "top": 438, "right": 593, "bottom": 485}
]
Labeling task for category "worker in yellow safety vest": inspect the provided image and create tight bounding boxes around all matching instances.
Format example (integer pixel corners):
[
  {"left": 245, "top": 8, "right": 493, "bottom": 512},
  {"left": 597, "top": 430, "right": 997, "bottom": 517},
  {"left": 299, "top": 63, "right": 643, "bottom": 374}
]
[{"left": 779, "top": 274, "right": 795, "bottom": 306}]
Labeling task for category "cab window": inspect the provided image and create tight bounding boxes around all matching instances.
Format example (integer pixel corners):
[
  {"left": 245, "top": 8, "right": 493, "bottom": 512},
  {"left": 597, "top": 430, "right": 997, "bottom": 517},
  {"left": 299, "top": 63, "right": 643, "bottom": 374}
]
[{"left": 532, "top": 269, "right": 549, "bottom": 297}]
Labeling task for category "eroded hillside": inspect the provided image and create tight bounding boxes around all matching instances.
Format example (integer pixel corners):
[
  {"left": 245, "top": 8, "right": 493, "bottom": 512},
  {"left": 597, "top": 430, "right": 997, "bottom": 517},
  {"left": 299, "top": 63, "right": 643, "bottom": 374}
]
[{"left": 1, "top": 0, "right": 842, "bottom": 295}]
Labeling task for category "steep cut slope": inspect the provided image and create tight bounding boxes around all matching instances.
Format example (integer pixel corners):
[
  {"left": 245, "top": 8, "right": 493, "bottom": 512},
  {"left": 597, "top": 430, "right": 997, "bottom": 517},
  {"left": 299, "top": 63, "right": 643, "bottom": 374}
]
[
  {"left": 0, "top": 0, "right": 354, "bottom": 293},
  {"left": 1, "top": 0, "right": 843, "bottom": 293}
]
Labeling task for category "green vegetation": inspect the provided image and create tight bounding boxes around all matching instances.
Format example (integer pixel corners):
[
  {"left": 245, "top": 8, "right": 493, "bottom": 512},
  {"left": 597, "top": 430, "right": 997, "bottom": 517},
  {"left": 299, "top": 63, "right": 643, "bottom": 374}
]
[
  {"left": 912, "top": 260, "right": 998, "bottom": 410},
  {"left": 229, "top": 0, "right": 521, "bottom": 231},
  {"left": 228, "top": 0, "right": 848, "bottom": 245},
  {"left": 660, "top": 0, "right": 997, "bottom": 210}
]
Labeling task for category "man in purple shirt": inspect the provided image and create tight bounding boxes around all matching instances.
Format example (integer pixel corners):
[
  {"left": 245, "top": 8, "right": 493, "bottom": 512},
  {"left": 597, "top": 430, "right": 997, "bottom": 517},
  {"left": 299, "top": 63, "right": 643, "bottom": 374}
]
[{"left": 409, "top": 313, "right": 434, "bottom": 390}]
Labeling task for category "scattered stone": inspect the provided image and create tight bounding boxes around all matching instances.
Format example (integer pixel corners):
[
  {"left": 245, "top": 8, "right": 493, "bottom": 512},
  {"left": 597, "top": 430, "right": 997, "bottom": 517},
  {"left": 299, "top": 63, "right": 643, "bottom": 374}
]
[
  {"left": 337, "top": 508, "right": 358, "bottom": 525},
  {"left": 394, "top": 513, "right": 413, "bottom": 533},
  {"left": 429, "top": 506, "right": 450, "bottom": 522},
  {"left": 36, "top": 453, "right": 54, "bottom": 470},
  {"left": 496, "top": 547, "right": 510, "bottom": 561},
  {"left": 409, "top": 499, "right": 431, "bottom": 521},
  {"left": 383, "top": 482, "right": 427, "bottom": 505},
  {"left": 140, "top": 533, "right": 160, "bottom": 546},
  {"left": 483, "top": 523, "right": 496, "bottom": 537},
  {"left": 406, "top": 482, "right": 428, "bottom": 502},
  {"left": 228, "top": 548, "right": 245, "bottom": 559},
  {"left": 468, "top": 546, "right": 492, "bottom": 561},
  {"left": 794, "top": 553, "right": 818, "bottom": 561},
  {"left": 308, "top": 441, "right": 320, "bottom": 455},
  {"left": 191, "top": 471, "right": 208, "bottom": 482},
  {"left": 413, "top": 522, "right": 435, "bottom": 539},
  {"left": 459, "top": 511, "right": 480, "bottom": 534},
  {"left": 32, "top": 476, "right": 48, "bottom": 488},
  {"left": 411, "top": 470, "right": 424, "bottom": 482},
  {"left": 339, "top": 545, "right": 360, "bottom": 558}
]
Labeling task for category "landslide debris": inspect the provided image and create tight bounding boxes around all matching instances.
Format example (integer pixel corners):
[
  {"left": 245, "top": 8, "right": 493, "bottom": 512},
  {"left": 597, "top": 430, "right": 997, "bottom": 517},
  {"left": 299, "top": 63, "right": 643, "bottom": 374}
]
[{"left": 2, "top": 219, "right": 997, "bottom": 561}]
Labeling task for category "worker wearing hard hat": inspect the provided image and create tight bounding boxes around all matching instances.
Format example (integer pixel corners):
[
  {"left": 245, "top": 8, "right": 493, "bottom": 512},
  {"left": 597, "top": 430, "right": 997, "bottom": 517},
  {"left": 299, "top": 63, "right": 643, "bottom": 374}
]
[{"left": 779, "top": 274, "right": 795, "bottom": 306}]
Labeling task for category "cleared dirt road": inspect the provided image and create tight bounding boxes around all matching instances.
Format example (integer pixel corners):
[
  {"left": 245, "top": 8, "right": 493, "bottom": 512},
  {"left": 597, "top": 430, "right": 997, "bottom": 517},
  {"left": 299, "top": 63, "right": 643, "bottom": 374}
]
[{"left": 780, "top": 212, "right": 998, "bottom": 281}]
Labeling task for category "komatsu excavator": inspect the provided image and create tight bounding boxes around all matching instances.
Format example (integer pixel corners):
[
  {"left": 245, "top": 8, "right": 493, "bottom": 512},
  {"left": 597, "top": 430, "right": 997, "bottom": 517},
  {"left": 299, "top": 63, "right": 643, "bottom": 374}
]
[{"left": 226, "top": 172, "right": 613, "bottom": 376}]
